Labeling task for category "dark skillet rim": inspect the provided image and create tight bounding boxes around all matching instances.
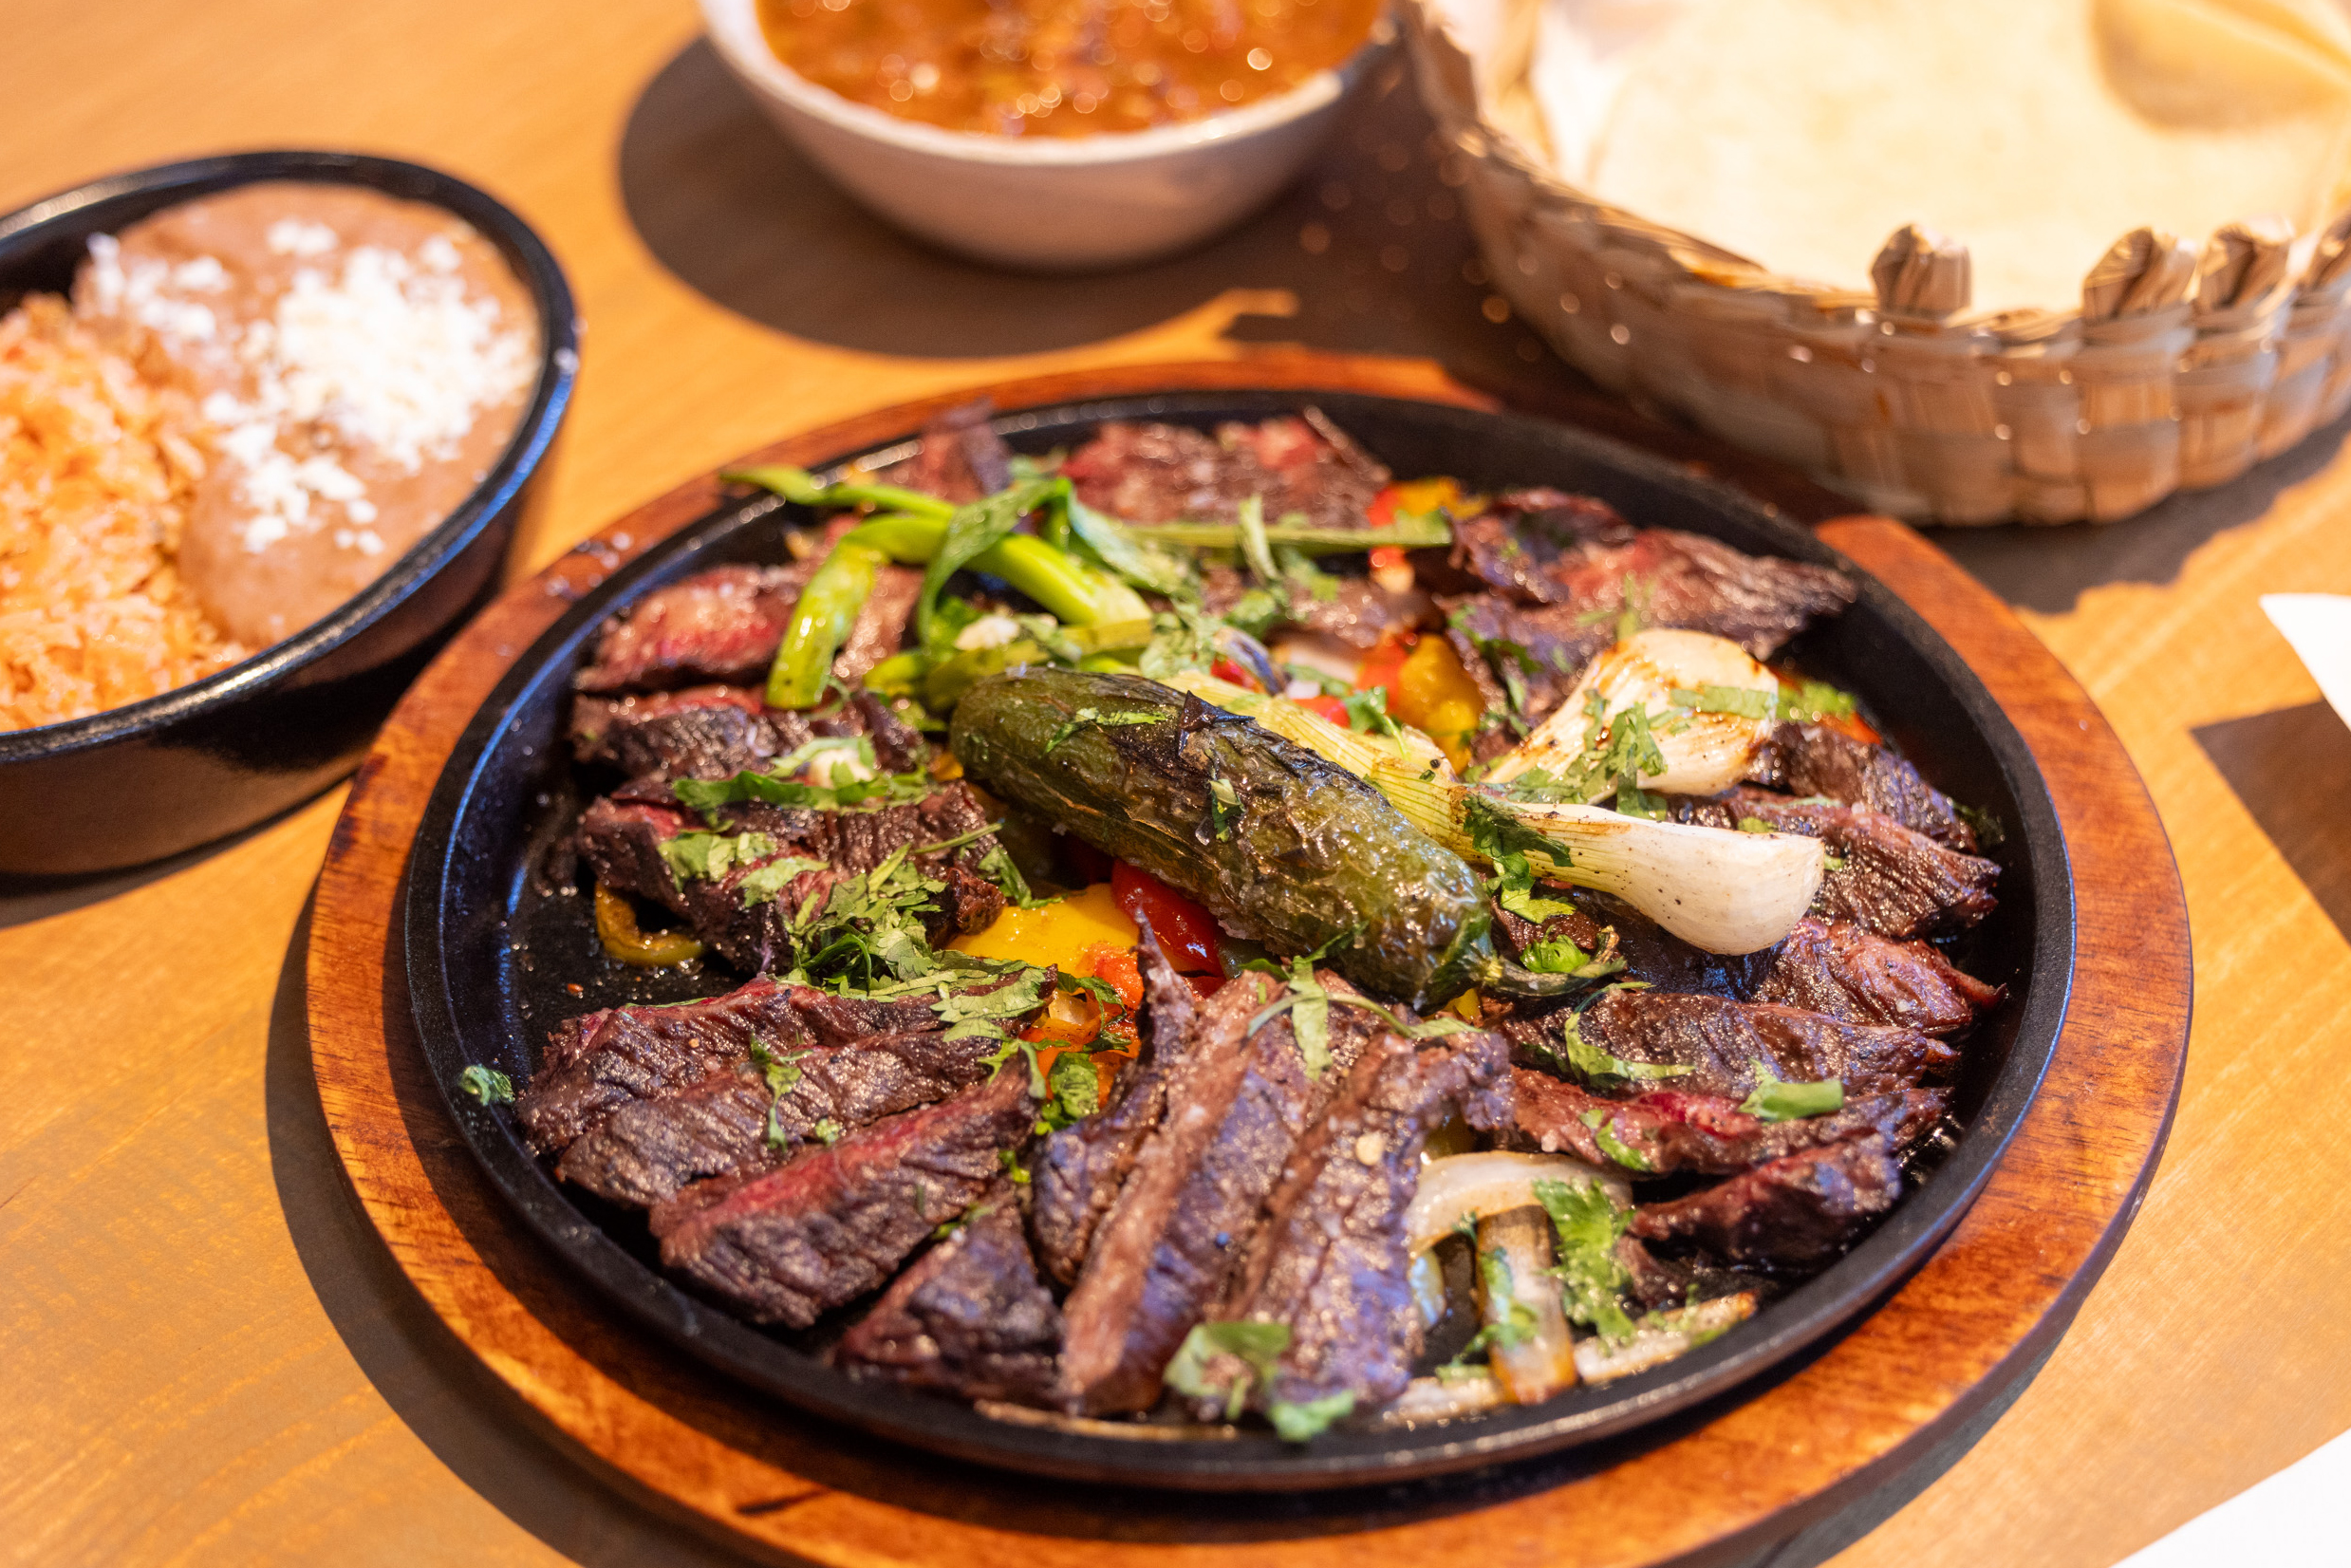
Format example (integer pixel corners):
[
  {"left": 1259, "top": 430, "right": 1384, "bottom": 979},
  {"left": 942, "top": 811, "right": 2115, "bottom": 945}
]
[
  {"left": 0, "top": 149, "right": 578, "bottom": 762},
  {"left": 402, "top": 388, "right": 2073, "bottom": 1490}
]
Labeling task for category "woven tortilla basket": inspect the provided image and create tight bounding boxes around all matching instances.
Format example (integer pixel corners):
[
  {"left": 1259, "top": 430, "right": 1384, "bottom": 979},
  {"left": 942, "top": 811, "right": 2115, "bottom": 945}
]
[{"left": 1403, "top": 0, "right": 2351, "bottom": 523}]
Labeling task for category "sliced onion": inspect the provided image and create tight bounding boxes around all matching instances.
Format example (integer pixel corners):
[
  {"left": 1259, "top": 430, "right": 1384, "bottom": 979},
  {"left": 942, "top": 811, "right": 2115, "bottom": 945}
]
[
  {"left": 1478, "top": 1207, "right": 1577, "bottom": 1403},
  {"left": 1405, "top": 1151, "right": 1628, "bottom": 1257},
  {"left": 1378, "top": 1372, "right": 1508, "bottom": 1426},
  {"left": 1574, "top": 1293, "right": 1759, "bottom": 1385},
  {"left": 1486, "top": 629, "right": 1778, "bottom": 797}
]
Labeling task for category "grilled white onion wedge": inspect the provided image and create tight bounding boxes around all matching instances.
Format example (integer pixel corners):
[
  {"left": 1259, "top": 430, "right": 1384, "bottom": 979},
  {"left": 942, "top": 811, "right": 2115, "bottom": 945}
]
[{"left": 1484, "top": 628, "right": 1779, "bottom": 797}]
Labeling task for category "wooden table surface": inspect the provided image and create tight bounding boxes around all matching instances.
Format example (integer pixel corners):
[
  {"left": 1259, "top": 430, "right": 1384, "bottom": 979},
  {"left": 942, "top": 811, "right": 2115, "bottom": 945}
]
[{"left": 5, "top": 2, "right": 2348, "bottom": 1564}]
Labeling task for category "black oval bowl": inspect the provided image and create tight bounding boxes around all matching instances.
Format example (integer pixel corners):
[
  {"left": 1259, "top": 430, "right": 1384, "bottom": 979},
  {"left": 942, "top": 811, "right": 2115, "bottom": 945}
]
[
  {"left": 0, "top": 150, "right": 578, "bottom": 875},
  {"left": 404, "top": 390, "right": 2072, "bottom": 1491}
]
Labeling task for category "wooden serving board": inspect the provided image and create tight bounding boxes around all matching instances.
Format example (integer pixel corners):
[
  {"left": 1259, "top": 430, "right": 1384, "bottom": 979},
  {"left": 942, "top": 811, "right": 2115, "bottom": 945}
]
[{"left": 308, "top": 353, "right": 2190, "bottom": 1567}]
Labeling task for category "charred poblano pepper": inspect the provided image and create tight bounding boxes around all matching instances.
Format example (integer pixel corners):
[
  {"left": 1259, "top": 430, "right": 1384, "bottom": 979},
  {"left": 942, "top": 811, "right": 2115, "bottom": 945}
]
[{"left": 950, "top": 668, "right": 1576, "bottom": 1009}]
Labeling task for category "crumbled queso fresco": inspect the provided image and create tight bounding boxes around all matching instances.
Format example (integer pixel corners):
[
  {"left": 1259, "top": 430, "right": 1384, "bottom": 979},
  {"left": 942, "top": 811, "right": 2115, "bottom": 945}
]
[{"left": 73, "top": 182, "right": 538, "bottom": 647}]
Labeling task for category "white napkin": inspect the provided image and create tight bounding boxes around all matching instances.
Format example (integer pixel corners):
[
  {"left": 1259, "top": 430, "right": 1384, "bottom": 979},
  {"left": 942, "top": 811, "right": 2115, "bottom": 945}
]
[
  {"left": 2261, "top": 594, "right": 2351, "bottom": 731},
  {"left": 2114, "top": 1425, "right": 2350, "bottom": 1566}
]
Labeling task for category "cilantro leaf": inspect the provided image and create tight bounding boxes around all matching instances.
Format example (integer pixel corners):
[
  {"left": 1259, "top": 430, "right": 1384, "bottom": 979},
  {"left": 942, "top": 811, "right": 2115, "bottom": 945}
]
[
  {"left": 747, "top": 1037, "right": 814, "bottom": 1149},
  {"left": 1036, "top": 1050, "right": 1104, "bottom": 1134},
  {"left": 1668, "top": 684, "right": 1776, "bottom": 720},
  {"left": 810, "top": 1117, "right": 843, "bottom": 1145},
  {"left": 1286, "top": 957, "right": 1332, "bottom": 1079},
  {"left": 737, "top": 854, "right": 829, "bottom": 908},
  {"left": 1266, "top": 1391, "right": 1355, "bottom": 1442},
  {"left": 1043, "top": 706, "right": 1166, "bottom": 755},
  {"left": 1204, "top": 773, "right": 1241, "bottom": 841},
  {"left": 1533, "top": 1176, "right": 1637, "bottom": 1344},
  {"left": 657, "top": 829, "right": 777, "bottom": 888},
  {"left": 1163, "top": 1319, "right": 1291, "bottom": 1422},
  {"left": 1738, "top": 1057, "right": 1844, "bottom": 1121},
  {"left": 672, "top": 768, "right": 932, "bottom": 815},
  {"left": 458, "top": 1064, "right": 514, "bottom": 1106},
  {"left": 1578, "top": 1108, "right": 1656, "bottom": 1173},
  {"left": 1779, "top": 678, "right": 1859, "bottom": 724},
  {"left": 1557, "top": 998, "right": 1692, "bottom": 1091}
]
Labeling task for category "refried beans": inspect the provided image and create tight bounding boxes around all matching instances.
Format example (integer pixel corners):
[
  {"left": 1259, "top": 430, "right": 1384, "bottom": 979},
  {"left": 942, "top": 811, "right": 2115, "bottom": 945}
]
[{"left": 74, "top": 183, "right": 539, "bottom": 648}]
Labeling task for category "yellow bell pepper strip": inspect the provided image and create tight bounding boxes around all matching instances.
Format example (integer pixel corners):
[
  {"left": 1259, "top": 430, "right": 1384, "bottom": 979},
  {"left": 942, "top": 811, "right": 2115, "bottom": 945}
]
[
  {"left": 593, "top": 885, "right": 706, "bottom": 967},
  {"left": 1390, "top": 634, "right": 1488, "bottom": 771}
]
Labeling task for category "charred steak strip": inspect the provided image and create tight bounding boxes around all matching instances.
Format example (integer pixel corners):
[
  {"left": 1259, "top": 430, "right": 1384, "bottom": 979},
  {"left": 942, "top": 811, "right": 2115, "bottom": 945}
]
[
  {"left": 1672, "top": 789, "right": 2000, "bottom": 939},
  {"left": 1745, "top": 722, "right": 1975, "bottom": 849},
  {"left": 551, "top": 1027, "right": 1000, "bottom": 1208},
  {"left": 878, "top": 398, "right": 1016, "bottom": 504},
  {"left": 1031, "top": 923, "right": 1197, "bottom": 1286},
  {"left": 576, "top": 782, "right": 1008, "bottom": 973},
  {"left": 649, "top": 1068, "right": 1034, "bottom": 1327},
  {"left": 1053, "top": 970, "right": 1381, "bottom": 1414},
  {"left": 516, "top": 977, "right": 943, "bottom": 1154},
  {"left": 573, "top": 563, "right": 812, "bottom": 694},
  {"left": 1185, "top": 1030, "right": 1513, "bottom": 1421},
  {"left": 1494, "top": 893, "right": 1994, "bottom": 1037},
  {"left": 1536, "top": 987, "right": 1960, "bottom": 1099},
  {"left": 832, "top": 1182, "right": 1062, "bottom": 1405},
  {"left": 1630, "top": 1134, "right": 1903, "bottom": 1269},
  {"left": 1061, "top": 414, "right": 1389, "bottom": 532},
  {"left": 571, "top": 687, "right": 924, "bottom": 785},
  {"left": 1510, "top": 1067, "right": 1948, "bottom": 1176}
]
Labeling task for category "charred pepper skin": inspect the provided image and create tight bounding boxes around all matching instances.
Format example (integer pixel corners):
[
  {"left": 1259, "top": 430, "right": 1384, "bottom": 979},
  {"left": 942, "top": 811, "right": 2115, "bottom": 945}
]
[{"left": 950, "top": 668, "right": 1494, "bottom": 1009}]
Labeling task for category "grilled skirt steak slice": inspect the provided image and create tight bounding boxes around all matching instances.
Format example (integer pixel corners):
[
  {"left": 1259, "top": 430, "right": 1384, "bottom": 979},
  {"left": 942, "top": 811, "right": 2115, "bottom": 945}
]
[
  {"left": 1515, "top": 988, "right": 1959, "bottom": 1100},
  {"left": 1672, "top": 790, "right": 2000, "bottom": 939},
  {"left": 1630, "top": 1133, "right": 1903, "bottom": 1269},
  {"left": 1182, "top": 1030, "right": 1513, "bottom": 1422},
  {"left": 649, "top": 1068, "right": 1034, "bottom": 1328},
  {"left": 833, "top": 565, "right": 922, "bottom": 686},
  {"left": 832, "top": 1183, "right": 1061, "bottom": 1404},
  {"left": 517, "top": 978, "right": 948, "bottom": 1155},
  {"left": 1061, "top": 413, "right": 1389, "bottom": 531},
  {"left": 1510, "top": 1067, "right": 1948, "bottom": 1177},
  {"left": 1406, "top": 491, "right": 1637, "bottom": 602},
  {"left": 1031, "top": 923, "right": 1198, "bottom": 1286},
  {"left": 576, "top": 783, "right": 1008, "bottom": 972},
  {"left": 1497, "top": 890, "right": 1997, "bottom": 1038},
  {"left": 1745, "top": 722, "right": 1975, "bottom": 849},
  {"left": 570, "top": 686, "right": 923, "bottom": 784},
  {"left": 573, "top": 564, "right": 812, "bottom": 694},
  {"left": 551, "top": 1027, "right": 1001, "bottom": 1208},
  {"left": 875, "top": 398, "right": 1014, "bottom": 503},
  {"left": 1054, "top": 969, "right": 1380, "bottom": 1415}
]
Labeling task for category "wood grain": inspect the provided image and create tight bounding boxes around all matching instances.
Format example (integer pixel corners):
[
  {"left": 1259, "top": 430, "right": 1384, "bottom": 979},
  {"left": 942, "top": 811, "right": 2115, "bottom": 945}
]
[
  {"left": 6, "top": 0, "right": 2348, "bottom": 1560},
  {"left": 303, "top": 357, "right": 2188, "bottom": 1567}
]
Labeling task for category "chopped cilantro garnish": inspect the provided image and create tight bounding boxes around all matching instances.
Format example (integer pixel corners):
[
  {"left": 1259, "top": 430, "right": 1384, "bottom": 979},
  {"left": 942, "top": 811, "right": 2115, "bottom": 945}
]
[
  {"left": 1036, "top": 1050, "right": 1103, "bottom": 1134},
  {"left": 1556, "top": 995, "right": 1691, "bottom": 1091},
  {"left": 746, "top": 1037, "right": 813, "bottom": 1150},
  {"left": 1578, "top": 1108, "right": 1655, "bottom": 1172},
  {"left": 672, "top": 767, "right": 932, "bottom": 815},
  {"left": 1164, "top": 1319, "right": 1291, "bottom": 1422},
  {"left": 1042, "top": 706, "right": 1166, "bottom": 755},
  {"left": 1266, "top": 1391, "right": 1355, "bottom": 1442},
  {"left": 1736, "top": 816, "right": 1773, "bottom": 833},
  {"left": 458, "top": 1064, "right": 514, "bottom": 1106},
  {"left": 1204, "top": 774, "right": 1241, "bottom": 841},
  {"left": 736, "top": 854, "right": 829, "bottom": 908},
  {"left": 657, "top": 829, "right": 778, "bottom": 888},
  {"left": 1532, "top": 1176, "right": 1637, "bottom": 1344},
  {"left": 1779, "top": 678, "right": 1860, "bottom": 725},
  {"left": 1739, "top": 1057, "right": 1844, "bottom": 1122},
  {"left": 1668, "top": 684, "right": 1776, "bottom": 720},
  {"left": 810, "top": 1117, "right": 843, "bottom": 1145}
]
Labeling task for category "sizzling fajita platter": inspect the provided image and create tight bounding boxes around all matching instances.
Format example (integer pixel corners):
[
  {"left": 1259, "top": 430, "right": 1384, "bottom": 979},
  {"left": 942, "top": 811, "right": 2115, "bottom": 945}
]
[{"left": 385, "top": 380, "right": 2083, "bottom": 1491}]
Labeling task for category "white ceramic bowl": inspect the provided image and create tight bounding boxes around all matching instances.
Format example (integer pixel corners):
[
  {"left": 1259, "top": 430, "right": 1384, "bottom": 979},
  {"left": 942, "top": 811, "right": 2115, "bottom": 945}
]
[{"left": 700, "top": 0, "right": 1391, "bottom": 271}]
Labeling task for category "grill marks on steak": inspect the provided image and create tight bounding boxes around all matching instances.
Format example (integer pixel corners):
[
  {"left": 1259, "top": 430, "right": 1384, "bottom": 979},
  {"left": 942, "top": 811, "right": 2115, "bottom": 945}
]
[
  {"left": 577, "top": 782, "right": 1007, "bottom": 972},
  {"left": 551, "top": 1027, "right": 1001, "bottom": 1208},
  {"left": 649, "top": 1068, "right": 1035, "bottom": 1327},
  {"left": 1494, "top": 895, "right": 1996, "bottom": 1037},
  {"left": 832, "top": 1182, "right": 1062, "bottom": 1404},
  {"left": 1031, "top": 924, "right": 1198, "bottom": 1286},
  {"left": 1630, "top": 1135, "right": 1904, "bottom": 1269},
  {"left": 572, "top": 682, "right": 927, "bottom": 787},
  {"left": 1061, "top": 412, "right": 1390, "bottom": 531},
  {"left": 1053, "top": 969, "right": 1382, "bottom": 1414},
  {"left": 1745, "top": 722, "right": 1976, "bottom": 849},
  {"left": 1183, "top": 1031, "right": 1513, "bottom": 1422},
  {"left": 573, "top": 563, "right": 813, "bottom": 693},
  {"left": 1545, "top": 988, "right": 1960, "bottom": 1100},
  {"left": 515, "top": 977, "right": 944, "bottom": 1155},
  {"left": 1673, "top": 789, "right": 2000, "bottom": 939},
  {"left": 1510, "top": 1067, "right": 1948, "bottom": 1177},
  {"left": 1438, "top": 525, "right": 1856, "bottom": 721},
  {"left": 875, "top": 398, "right": 1016, "bottom": 504}
]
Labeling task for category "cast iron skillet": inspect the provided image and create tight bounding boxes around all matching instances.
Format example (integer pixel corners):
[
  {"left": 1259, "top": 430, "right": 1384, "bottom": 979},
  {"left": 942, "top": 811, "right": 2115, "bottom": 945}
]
[
  {"left": 0, "top": 151, "right": 578, "bottom": 875},
  {"left": 404, "top": 390, "right": 2072, "bottom": 1490}
]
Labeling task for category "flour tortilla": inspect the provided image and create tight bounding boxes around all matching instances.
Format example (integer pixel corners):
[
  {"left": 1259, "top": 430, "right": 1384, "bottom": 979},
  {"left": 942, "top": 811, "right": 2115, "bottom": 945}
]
[{"left": 1517, "top": 0, "right": 2351, "bottom": 311}]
